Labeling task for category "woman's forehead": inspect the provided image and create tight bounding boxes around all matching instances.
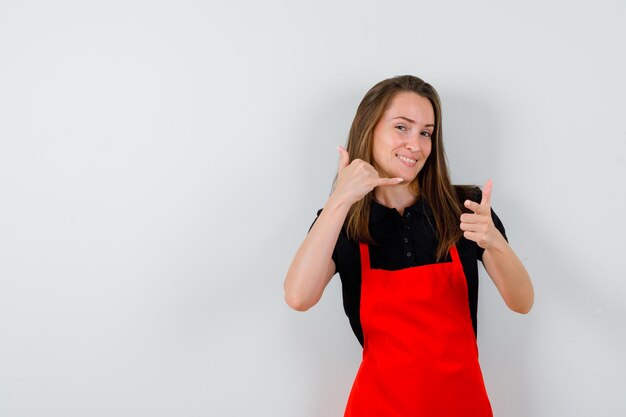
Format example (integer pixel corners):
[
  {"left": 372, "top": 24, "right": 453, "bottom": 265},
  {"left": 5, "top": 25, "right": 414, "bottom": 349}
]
[{"left": 384, "top": 92, "right": 435, "bottom": 124}]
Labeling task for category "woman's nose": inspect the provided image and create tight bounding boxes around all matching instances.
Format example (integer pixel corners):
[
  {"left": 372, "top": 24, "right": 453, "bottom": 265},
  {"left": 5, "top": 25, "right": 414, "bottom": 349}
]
[{"left": 405, "top": 134, "right": 421, "bottom": 152}]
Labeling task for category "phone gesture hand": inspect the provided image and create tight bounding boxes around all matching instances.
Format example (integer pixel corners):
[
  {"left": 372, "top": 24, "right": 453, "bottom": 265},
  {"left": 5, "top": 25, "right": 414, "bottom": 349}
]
[{"left": 333, "top": 146, "right": 403, "bottom": 206}]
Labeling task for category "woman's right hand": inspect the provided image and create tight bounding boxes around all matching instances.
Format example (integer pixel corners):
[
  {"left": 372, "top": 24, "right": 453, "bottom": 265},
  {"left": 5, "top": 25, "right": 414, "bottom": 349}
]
[
  {"left": 283, "top": 146, "right": 404, "bottom": 312},
  {"left": 332, "top": 146, "right": 404, "bottom": 206}
]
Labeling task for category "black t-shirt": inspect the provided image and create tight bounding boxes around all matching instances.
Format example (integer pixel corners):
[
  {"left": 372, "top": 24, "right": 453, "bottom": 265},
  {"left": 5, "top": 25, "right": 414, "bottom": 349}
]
[{"left": 312, "top": 188, "right": 507, "bottom": 347}]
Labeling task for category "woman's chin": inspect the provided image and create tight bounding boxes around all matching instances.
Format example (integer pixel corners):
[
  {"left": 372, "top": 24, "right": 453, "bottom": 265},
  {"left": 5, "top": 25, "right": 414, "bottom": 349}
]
[{"left": 393, "top": 171, "right": 419, "bottom": 183}]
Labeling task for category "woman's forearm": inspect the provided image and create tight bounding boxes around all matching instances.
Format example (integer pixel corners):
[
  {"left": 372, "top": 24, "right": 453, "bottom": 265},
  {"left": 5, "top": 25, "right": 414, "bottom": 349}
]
[
  {"left": 482, "top": 233, "right": 534, "bottom": 314},
  {"left": 283, "top": 195, "right": 351, "bottom": 311}
]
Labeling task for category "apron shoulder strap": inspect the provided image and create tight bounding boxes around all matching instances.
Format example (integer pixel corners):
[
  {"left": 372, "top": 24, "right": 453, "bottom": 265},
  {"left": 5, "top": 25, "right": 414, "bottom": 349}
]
[{"left": 449, "top": 244, "right": 461, "bottom": 265}]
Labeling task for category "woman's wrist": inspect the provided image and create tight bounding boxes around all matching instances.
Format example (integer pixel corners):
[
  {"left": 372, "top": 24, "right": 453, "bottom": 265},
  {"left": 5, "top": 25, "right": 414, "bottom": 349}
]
[
  {"left": 483, "top": 229, "right": 507, "bottom": 253},
  {"left": 325, "top": 193, "right": 353, "bottom": 215}
]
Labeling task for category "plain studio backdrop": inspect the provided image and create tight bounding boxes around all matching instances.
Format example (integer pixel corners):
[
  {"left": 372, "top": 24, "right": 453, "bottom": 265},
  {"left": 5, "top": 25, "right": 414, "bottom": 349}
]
[{"left": 1, "top": 0, "right": 625, "bottom": 416}]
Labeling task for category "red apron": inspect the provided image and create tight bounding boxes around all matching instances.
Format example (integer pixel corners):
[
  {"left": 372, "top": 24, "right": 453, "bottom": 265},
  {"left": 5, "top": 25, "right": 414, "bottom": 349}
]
[{"left": 344, "top": 243, "right": 493, "bottom": 417}]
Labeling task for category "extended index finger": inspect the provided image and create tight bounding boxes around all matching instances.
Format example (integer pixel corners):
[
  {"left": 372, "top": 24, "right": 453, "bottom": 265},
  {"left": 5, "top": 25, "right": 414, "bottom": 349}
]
[{"left": 481, "top": 179, "right": 493, "bottom": 207}]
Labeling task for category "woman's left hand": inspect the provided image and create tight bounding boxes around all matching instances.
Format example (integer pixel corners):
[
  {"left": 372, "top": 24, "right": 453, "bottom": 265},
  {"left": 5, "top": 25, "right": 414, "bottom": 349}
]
[
  {"left": 459, "top": 179, "right": 503, "bottom": 250},
  {"left": 462, "top": 179, "right": 534, "bottom": 313}
]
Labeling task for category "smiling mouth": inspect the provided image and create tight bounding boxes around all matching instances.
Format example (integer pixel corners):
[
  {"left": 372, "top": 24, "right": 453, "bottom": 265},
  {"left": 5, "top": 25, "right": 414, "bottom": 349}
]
[{"left": 396, "top": 154, "right": 417, "bottom": 166}]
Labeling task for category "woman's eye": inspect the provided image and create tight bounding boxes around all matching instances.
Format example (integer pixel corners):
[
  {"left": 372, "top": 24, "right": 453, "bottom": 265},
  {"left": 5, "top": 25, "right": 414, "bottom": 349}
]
[
  {"left": 421, "top": 131, "right": 432, "bottom": 137},
  {"left": 395, "top": 125, "right": 407, "bottom": 131}
]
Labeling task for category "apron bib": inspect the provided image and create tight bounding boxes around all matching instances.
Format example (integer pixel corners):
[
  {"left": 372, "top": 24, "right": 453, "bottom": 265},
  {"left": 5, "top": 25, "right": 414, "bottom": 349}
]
[{"left": 344, "top": 243, "right": 493, "bottom": 417}]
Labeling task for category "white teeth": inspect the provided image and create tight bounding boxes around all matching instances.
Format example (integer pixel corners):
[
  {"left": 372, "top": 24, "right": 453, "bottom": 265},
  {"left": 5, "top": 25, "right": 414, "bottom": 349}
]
[{"left": 397, "top": 155, "right": 417, "bottom": 164}]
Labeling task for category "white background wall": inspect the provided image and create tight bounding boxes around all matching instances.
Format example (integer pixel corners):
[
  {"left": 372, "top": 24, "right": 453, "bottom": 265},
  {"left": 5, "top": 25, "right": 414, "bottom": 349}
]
[{"left": 1, "top": 1, "right": 624, "bottom": 416}]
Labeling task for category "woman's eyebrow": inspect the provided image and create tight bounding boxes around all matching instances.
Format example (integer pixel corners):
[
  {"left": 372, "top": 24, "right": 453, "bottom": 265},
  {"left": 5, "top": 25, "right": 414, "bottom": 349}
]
[{"left": 392, "top": 116, "right": 434, "bottom": 127}]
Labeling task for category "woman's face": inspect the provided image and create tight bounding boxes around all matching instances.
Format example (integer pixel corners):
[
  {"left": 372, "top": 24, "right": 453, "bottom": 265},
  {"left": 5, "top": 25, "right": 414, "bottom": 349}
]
[{"left": 371, "top": 91, "right": 434, "bottom": 182}]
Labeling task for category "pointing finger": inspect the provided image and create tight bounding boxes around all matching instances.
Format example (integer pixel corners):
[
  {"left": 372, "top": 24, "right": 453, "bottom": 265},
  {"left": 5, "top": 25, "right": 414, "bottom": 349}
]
[{"left": 481, "top": 179, "right": 493, "bottom": 207}]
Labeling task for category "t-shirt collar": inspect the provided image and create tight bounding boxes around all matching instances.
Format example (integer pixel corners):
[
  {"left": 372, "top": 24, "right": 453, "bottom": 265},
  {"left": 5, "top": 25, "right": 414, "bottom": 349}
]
[{"left": 370, "top": 196, "right": 433, "bottom": 223}]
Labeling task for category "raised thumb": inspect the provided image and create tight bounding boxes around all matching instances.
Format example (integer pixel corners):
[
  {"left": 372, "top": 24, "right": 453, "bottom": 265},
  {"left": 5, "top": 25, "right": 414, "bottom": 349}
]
[{"left": 337, "top": 145, "right": 350, "bottom": 171}]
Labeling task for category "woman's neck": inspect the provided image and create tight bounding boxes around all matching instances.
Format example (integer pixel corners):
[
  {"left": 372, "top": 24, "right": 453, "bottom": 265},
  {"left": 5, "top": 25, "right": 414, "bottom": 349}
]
[{"left": 373, "top": 184, "right": 419, "bottom": 216}]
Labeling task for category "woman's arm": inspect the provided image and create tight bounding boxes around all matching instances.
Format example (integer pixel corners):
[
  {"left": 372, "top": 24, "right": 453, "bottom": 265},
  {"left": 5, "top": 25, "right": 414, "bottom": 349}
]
[
  {"left": 283, "top": 196, "right": 348, "bottom": 311},
  {"left": 481, "top": 235, "right": 534, "bottom": 313},
  {"left": 460, "top": 180, "right": 534, "bottom": 314},
  {"left": 283, "top": 147, "right": 403, "bottom": 311}
]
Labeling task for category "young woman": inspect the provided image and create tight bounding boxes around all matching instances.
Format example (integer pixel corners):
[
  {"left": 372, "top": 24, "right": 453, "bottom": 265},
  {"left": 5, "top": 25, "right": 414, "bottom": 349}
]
[{"left": 283, "top": 75, "right": 534, "bottom": 416}]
